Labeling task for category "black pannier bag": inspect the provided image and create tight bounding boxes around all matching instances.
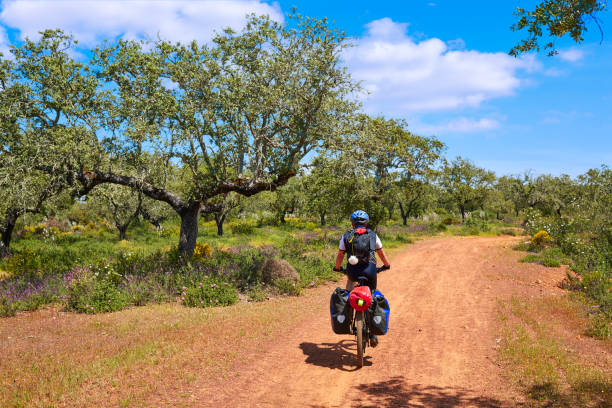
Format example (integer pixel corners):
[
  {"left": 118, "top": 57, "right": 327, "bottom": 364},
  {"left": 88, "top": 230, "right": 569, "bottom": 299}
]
[
  {"left": 330, "top": 287, "right": 353, "bottom": 334},
  {"left": 367, "top": 289, "right": 390, "bottom": 335}
]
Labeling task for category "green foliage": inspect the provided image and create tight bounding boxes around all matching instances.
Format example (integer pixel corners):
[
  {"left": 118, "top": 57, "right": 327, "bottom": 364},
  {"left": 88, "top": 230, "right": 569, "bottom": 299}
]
[
  {"left": 442, "top": 217, "right": 459, "bottom": 225},
  {"left": 500, "top": 228, "right": 518, "bottom": 236},
  {"left": 273, "top": 277, "right": 302, "bottom": 296},
  {"left": 182, "top": 279, "right": 238, "bottom": 308},
  {"left": 519, "top": 247, "right": 570, "bottom": 268},
  {"left": 586, "top": 314, "right": 611, "bottom": 339},
  {"left": 290, "top": 254, "right": 336, "bottom": 287},
  {"left": 245, "top": 283, "right": 268, "bottom": 302},
  {"left": 464, "top": 216, "right": 491, "bottom": 232},
  {"left": 510, "top": 0, "right": 607, "bottom": 56},
  {"left": 121, "top": 275, "right": 171, "bottom": 306},
  {"left": 439, "top": 157, "right": 495, "bottom": 221},
  {"left": 580, "top": 270, "right": 612, "bottom": 314},
  {"left": 541, "top": 258, "right": 561, "bottom": 268},
  {"left": 394, "top": 234, "right": 414, "bottom": 244},
  {"left": 0, "top": 296, "right": 17, "bottom": 317},
  {"left": 65, "top": 268, "right": 128, "bottom": 314},
  {"left": 432, "top": 222, "right": 448, "bottom": 233},
  {"left": 229, "top": 221, "right": 256, "bottom": 235},
  {"left": 214, "top": 248, "right": 265, "bottom": 289}
]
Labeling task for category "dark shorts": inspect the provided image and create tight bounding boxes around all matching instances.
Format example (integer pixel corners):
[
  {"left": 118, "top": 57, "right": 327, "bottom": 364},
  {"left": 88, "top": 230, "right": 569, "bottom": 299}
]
[{"left": 346, "top": 262, "right": 377, "bottom": 291}]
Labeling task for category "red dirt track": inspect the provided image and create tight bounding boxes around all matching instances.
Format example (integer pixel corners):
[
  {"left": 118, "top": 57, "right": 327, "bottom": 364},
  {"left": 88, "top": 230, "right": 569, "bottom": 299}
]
[{"left": 188, "top": 236, "right": 567, "bottom": 408}]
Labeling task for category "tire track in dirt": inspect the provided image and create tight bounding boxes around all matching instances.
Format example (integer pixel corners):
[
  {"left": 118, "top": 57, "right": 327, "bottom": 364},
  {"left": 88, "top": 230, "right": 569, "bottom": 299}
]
[{"left": 186, "top": 236, "right": 567, "bottom": 408}]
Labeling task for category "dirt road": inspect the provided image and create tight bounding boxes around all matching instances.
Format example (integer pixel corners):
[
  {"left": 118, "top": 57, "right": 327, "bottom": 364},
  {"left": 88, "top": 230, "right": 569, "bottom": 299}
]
[{"left": 187, "top": 236, "right": 566, "bottom": 408}]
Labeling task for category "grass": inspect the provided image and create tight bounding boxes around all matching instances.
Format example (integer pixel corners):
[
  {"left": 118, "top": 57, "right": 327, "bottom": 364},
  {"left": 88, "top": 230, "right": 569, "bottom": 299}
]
[
  {"left": 499, "top": 295, "right": 612, "bottom": 407},
  {"left": 0, "top": 293, "right": 325, "bottom": 407},
  {"left": 516, "top": 246, "right": 572, "bottom": 268}
]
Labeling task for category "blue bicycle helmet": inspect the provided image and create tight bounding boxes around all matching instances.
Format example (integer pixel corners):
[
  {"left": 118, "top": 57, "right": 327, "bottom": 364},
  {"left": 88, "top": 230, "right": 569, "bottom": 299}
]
[{"left": 350, "top": 210, "right": 369, "bottom": 225}]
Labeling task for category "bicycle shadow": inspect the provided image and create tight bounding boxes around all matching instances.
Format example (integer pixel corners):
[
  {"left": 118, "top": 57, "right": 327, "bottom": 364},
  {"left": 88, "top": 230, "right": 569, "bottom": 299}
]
[
  {"left": 347, "top": 376, "right": 517, "bottom": 408},
  {"left": 299, "top": 340, "right": 372, "bottom": 371}
]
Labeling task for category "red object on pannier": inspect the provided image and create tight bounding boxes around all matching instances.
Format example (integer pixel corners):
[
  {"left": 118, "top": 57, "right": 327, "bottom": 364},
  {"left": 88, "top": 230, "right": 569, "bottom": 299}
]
[{"left": 349, "top": 286, "right": 372, "bottom": 311}]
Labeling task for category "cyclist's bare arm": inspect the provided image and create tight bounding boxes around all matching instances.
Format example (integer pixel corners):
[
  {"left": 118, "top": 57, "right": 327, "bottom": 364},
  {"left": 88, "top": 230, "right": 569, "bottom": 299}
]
[
  {"left": 334, "top": 250, "right": 345, "bottom": 270},
  {"left": 376, "top": 248, "right": 391, "bottom": 268}
]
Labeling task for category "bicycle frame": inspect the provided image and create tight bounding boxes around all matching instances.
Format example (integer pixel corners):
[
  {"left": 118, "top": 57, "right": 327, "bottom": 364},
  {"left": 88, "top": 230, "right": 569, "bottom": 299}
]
[{"left": 349, "top": 277, "right": 371, "bottom": 367}]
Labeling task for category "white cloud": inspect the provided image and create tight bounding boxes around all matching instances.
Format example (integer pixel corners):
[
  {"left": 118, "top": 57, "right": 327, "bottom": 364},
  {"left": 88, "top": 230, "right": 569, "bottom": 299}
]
[
  {"left": 345, "top": 18, "right": 539, "bottom": 114},
  {"left": 414, "top": 117, "right": 501, "bottom": 134},
  {"left": 0, "top": 25, "right": 10, "bottom": 57},
  {"left": 0, "top": 0, "right": 283, "bottom": 45},
  {"left": 558, "top": 48, "right": 585, "bottom": 62}
]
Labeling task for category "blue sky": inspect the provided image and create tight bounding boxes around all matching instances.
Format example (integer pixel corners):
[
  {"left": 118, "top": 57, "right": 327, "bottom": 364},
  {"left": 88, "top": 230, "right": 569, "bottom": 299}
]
[{"left": 0, "top": 0, "right": 609, "bottom": 177}]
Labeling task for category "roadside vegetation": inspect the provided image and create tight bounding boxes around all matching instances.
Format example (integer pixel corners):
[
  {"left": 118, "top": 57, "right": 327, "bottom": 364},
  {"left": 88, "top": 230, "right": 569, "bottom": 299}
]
[
  {"left": 499, "top": 296, "right": 611, "bottom": 407},
  {"left": 0, "top": 205, "right": 517, "bottom": 319}
]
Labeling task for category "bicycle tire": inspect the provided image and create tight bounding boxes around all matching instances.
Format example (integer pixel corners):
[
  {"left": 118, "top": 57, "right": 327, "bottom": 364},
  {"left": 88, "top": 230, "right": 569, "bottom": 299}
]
[{"left": 355, "top": 310, "right": 364, "bottom": 367}]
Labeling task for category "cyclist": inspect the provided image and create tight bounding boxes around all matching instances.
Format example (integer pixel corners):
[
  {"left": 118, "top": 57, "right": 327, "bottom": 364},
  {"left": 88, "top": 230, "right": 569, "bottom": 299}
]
[{"left": 333, "top": 210, "right": 390, "bottom": 346}]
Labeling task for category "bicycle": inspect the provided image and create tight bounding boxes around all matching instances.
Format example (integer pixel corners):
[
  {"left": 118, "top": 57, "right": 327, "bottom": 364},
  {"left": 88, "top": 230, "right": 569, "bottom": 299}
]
[{"left": 341, "top": 266, "right": 388, "bottom": 367}]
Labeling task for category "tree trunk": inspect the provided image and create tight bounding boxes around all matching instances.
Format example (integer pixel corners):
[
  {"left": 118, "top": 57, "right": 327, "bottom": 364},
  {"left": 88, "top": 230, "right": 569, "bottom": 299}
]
[
  {"left": 179, "top": 203, "right": 201, "bottom": 257},
  {"left": 0, "top": 212, "right": 17, "bottom": 258},
  {"left": 118, "top": 225, "right": 128, "bottom": 240},
  {"left": 460, "top": 205, "right": 466, "bottom": 221},
  {"left": 386, "top": 203, "right": 394, "bottom": 220},
  {"left": 215, "top": 213, "right": 226, "bottom": 236},
  {"left": 320, "top": 212, "right": 326, "bottom": 226},
  {"left": 399, "top": 202, "right": 408, "bottom": 226},
  {"left": 279, "top": 212, "right": 286, "bottom": 224}
]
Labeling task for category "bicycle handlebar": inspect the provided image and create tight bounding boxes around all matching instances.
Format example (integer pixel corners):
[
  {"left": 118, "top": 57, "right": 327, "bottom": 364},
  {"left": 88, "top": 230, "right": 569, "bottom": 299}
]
[{"left": 333, "top": 265, "right": 390, "bottom": 273}]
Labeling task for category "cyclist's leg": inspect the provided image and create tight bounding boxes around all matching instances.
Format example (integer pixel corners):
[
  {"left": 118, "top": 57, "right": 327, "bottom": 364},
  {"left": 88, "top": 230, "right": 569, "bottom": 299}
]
[
  {"left": 345, "top": 266, "right": 360, "bottom": 291},
  {"left": 364, "top": 263, "right": 377, "bottom": 291},
  {"left": 345, "top": 277, "right": 356, "bottom": 291}
]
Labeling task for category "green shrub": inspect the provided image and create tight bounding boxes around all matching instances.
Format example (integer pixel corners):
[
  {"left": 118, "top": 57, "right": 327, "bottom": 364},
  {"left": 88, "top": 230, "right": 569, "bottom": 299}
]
[
  {"left": 0, "top": 296, "right": 17, "bottom": 317},
  {"left": 273, "top": 277, "right": 301, "bottom": 296},
  {"left": 256, "top": 215, "right": 279, "bottom": 227},
  {"left": 182, "top": 279, "right": 238, "bottom": 307},
  {"left": 499, "top": 228, "right": 517, "bottom": 236},
  {"left": 215, "top": 248, "right": 264, "bottom": 288},
  {"left": 442, "top": 217, "right": 460, "bottom": 225},
  {"left": 519, "top": 248, "right": 566, "bottom": 268},
  {"left": 246, "top": 284, "right": 268, "bottom": 302},
  {"left": 580, "top": 270, "right": 612, "bottom": 313},
  {"left": 394, "top": 234, "right": 413, "bottom": 244},
  {"left": 304, "top": 221, "right": 317, "bottom": 231},
  {"left": 121, "top": 276, "right": 171, "bottom": 306},
  {"left": 586, "top": 314, "right": 611, "bottom": 339},
  {"left": 66, "top": 278, "right": 128, "bottom": 314},
  {"left": 92, "top": 259, "right": 124, "bottom": 285},
  {"left": 466, "top": 227, "right": 480, "bottom": 235},
  {"left": 520, "top": 254, "right": 541, "bottom": 263},
  {"left": 465, "top": 216, "right": 491, "bottom": 232},
  {"left": 541, "top": 257, "right": 561, "bottom": 267},
  {"left": 230, "top": 221, "right": 256, "bottom": 234},
  {"left": 65, "top": 267, "right": 128, "bottom": 314},
  {"left": 428, "top": 222, "right": 446, "bottom": 233}
]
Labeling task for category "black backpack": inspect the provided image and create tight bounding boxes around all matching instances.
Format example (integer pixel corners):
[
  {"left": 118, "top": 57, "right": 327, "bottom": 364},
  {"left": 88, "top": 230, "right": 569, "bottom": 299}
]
[{"left": 343, "top": 227, "right": 376, "bottom": 265}]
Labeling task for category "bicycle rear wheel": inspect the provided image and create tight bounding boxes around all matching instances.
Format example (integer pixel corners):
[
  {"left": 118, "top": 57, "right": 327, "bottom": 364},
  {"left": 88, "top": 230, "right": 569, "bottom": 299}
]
[{"left": 355, "top": 310, "right": 364, "bottom": 367}]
